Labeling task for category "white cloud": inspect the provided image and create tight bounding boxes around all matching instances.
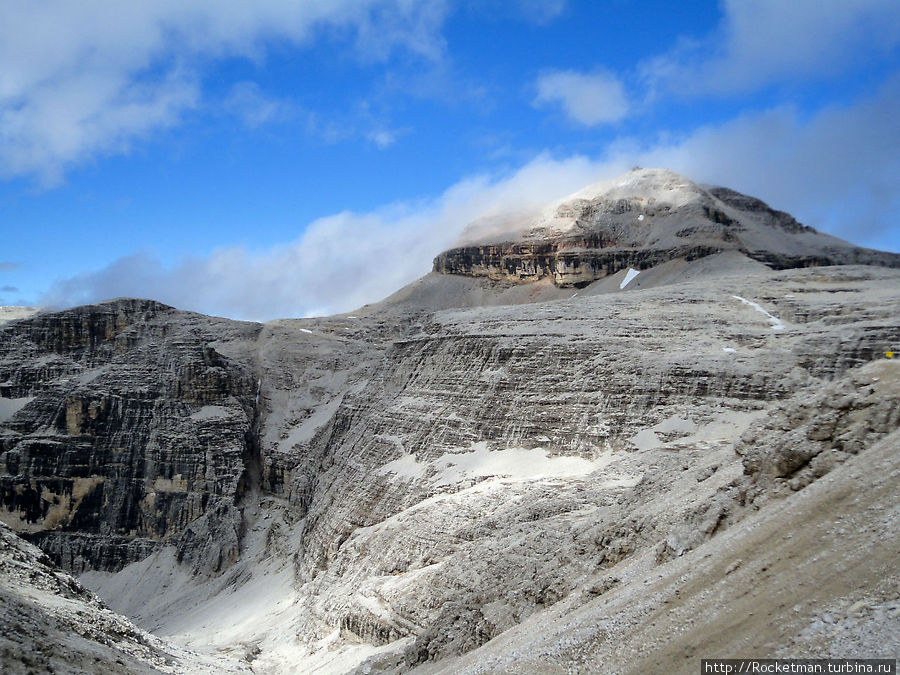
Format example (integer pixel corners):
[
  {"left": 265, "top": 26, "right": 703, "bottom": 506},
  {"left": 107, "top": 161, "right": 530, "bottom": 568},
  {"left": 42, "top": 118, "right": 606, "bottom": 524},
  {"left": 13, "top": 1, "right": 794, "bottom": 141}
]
[
  {"left": 533, "top": 69, "right": 629, "bottom": 126},
  {"left": 0, "top": 0, "right": 449, "bottom": 183},
  {"left": 514, "top": 0, "right": 566, "bottom": 24},
  {"left": 39, "top": 75, "right": 900, "bottom": 320},
  {"left": 463, "top": 0, "right": 566, "bottom": 26},
  {"left": 642, "top": 0, "right": 900, "bottom": 97}
]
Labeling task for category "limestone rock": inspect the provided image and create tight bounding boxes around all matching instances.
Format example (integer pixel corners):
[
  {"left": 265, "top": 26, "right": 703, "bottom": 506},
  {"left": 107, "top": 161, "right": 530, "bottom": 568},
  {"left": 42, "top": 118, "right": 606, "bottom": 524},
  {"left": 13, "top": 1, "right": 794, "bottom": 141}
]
[
  {"left": 434, "top": 168, "right": 900, "bottom": 287},
  {"left": 0, "top": 299, "right": 262, "bottom": 574},
  {"left": 0, "top": 521, "right": 240, "bottom": 673},
  {"left": 738, "top": 359, "right": 899, "bottom": 492}
]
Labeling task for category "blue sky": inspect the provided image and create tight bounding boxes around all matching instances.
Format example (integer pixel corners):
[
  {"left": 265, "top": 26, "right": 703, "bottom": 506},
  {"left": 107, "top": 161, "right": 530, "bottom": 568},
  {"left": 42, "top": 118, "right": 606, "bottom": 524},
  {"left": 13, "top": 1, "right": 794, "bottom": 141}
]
[{"left": 1, "top": 0, "right": 899, "bottom": 320}]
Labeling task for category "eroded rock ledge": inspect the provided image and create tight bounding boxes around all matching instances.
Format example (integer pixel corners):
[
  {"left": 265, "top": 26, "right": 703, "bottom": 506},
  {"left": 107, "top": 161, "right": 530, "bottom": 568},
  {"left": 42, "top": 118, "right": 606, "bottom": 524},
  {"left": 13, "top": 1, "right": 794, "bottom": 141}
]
[{"left": 431, "top": 241, "right": 887, "bottom": 288}]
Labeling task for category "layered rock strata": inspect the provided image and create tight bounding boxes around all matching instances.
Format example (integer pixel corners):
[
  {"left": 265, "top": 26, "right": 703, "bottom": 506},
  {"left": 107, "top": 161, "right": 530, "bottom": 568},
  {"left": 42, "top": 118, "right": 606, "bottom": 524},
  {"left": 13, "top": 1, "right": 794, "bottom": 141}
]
[
  {"left": 0, "top": 299, "right": 261, "bottom": 574},
  {"left": 0, "top": 520, "right": 242, "bottom": 674}
]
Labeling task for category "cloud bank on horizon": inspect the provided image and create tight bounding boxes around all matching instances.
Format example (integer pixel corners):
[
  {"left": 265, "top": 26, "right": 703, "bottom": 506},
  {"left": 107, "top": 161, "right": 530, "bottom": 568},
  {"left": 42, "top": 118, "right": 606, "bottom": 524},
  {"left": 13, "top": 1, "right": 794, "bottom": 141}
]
[{"left": 3, "top": 0, "right": 900, "bottom": 319}]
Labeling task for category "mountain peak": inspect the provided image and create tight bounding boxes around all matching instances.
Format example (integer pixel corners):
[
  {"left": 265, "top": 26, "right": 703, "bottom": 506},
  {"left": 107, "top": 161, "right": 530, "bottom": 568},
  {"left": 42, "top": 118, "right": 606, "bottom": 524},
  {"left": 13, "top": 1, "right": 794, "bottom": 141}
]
[
  {"left": 437, "top": 169, "right": 899, "bottom": 288},
  {"left": 569, "top": 167, "right": 702, "bottom": 204}
]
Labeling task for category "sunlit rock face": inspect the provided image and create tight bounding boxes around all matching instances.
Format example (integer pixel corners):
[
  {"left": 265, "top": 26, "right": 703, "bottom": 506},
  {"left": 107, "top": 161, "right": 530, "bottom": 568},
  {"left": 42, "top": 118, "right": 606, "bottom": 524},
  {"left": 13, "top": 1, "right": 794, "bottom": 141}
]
[
  {"left": 434, "top": 168, "right": 900, "bottom": 287},
  {"left": 1, "top": 170, "right": 899, "bottom": 674}
]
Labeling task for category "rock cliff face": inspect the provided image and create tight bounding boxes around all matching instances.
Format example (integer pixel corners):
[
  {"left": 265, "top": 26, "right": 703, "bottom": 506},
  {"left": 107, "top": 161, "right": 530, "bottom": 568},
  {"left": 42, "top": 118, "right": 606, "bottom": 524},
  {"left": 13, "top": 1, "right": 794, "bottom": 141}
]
[
  {"left": 1, "top": 170, "right": 899, "bottom": 674},
  {"left": 0, "top": 299, "right": 262, "bottom": 574},
  {"left": 434, "top": 169, "right": 900, "bottom": 287}
]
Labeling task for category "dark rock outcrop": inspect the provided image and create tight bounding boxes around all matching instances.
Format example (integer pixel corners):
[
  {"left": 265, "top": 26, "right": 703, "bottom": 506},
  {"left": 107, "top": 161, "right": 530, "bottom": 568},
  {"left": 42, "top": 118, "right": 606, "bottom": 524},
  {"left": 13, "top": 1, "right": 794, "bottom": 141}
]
[{"left": 0, "top": 299, "right": 262, "bottom": 574}]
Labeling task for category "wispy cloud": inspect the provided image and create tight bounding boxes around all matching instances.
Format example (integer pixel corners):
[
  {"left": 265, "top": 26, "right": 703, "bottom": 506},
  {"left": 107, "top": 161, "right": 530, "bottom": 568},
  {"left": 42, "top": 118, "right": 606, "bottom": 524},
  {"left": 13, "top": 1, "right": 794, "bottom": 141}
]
[
  {"left": 467, "top": 0, "right": 567, "bottom": 25},
  {"left": 0, "top": 262, "right": 20, "bottom": 271},
  {"left": 224, "top": 81, "right": 294, "bottom": 128},
  {"left": 641, "top": 0, "right": 900, "bottom": 98},
  {"left": 533, "top": 69, "right": 629, "bottom": 126},
  {"left": 514, "top": 0, "right": 567, "bottom": 24},
  {"left": 628, "top": 75, "right": 900, "bottom": 247},
  {"left": 367, "top": 129, "right": 398, "bottom": 149},
  {"left": 0, "top": 1, "right": 450, "bottom": 184}
]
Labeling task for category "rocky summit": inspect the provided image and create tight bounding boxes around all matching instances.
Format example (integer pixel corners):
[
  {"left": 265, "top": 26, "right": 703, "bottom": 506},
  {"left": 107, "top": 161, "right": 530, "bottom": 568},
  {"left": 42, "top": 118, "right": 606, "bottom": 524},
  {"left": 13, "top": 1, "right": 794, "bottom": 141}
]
[
  {"left": 435, "top": 168, "right": 899, "bottom": 287},
  {"left": 1, "top": 169, "right": 898, "bottom": 674}
]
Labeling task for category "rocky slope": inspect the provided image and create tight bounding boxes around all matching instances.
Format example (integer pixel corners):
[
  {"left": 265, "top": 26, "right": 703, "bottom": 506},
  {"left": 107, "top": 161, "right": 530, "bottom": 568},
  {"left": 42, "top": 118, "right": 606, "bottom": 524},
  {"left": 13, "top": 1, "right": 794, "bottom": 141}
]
[
  {"left": 0, "top": 520, "right": 243, "bottom": 674},
  {"left": 1, "top": 169, "right": 898, "bottom": 673}
]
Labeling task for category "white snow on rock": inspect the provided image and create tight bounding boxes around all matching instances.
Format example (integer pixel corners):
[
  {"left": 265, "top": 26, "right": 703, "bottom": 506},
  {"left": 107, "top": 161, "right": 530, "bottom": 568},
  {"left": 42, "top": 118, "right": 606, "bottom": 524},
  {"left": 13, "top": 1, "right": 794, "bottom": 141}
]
[
  {"left": 571, "top": 168, "right": 702, "bottom": 209},
  {"left": 457, "top": 168, "right": 706, "bottom": 244},
  {"left": 629, "top": 428, "right": 661, "bottom": 451},
  {"left": 0, "top": 396, "right": 34, "bottom": 423},
  {"left": 377, "top": 442, "right": 628, "bottom": 486},
  {"left": 189, "top": 406, "right": 231, "bottom": 421},
  {"left": 722, "top": 347, "right": 736, "bottom": 353},
  {"left": 732, "top": 295, "right": 785, "bottom": 330},
  {"left": 299, "top": 328, "right": 313, "bottom": 334},
  {"left": 620, "top": 268, "right": 641, "bottom": 289}
]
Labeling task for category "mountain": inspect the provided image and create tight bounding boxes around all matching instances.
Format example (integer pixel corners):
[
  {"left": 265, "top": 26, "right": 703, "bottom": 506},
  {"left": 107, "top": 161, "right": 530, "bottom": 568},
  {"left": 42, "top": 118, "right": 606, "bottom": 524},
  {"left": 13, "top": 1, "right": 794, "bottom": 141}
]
[
  {"left": 436, "top": 168, "right": 898, "bottom": 287},
  {"left": 1, "top": 169, "right": 898, "bottom": 673}
]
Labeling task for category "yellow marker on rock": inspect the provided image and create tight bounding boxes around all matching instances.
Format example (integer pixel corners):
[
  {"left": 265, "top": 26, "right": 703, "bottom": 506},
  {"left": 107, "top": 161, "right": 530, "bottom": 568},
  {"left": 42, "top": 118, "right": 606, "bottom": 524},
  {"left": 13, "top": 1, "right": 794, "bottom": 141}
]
[{"left": 887, "top": 351, "right": 894, "bottom": 359}]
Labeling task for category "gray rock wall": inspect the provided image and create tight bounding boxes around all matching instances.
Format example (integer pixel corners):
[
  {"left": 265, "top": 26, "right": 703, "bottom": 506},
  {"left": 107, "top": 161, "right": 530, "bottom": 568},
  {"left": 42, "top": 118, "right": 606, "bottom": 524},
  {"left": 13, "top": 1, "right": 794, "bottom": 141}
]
[{"left": 0, "top": 299, "right": 262, "bottom": 574}]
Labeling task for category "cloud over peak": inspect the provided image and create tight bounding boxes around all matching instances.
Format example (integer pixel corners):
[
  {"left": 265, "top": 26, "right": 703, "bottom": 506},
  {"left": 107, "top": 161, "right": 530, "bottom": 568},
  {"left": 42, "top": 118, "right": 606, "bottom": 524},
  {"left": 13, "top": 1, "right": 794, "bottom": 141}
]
[{"left": 41, "top": 76, "right": 900, "bottom": 320}]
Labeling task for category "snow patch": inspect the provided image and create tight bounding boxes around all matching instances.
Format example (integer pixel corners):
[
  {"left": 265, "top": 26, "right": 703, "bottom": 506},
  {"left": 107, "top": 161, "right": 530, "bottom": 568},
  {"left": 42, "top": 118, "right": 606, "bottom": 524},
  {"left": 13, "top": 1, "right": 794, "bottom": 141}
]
[
  {"left": 299, "top": 328, "right": 313, "bottom": 334},
  {"left": 0, "top": 306, "right": 40, "bottom": 324},
  {"left": 378, "top": 442, "right": 623, "bottom": 486},
  {"left": 620, "top": 268, "right": 641, "bottom": 290},
  {"left": 629, "top": 428, "right": 661, "bottom": 451},
  {"left": 630, "top": 411, "right": 761, "bottom": 451},
  {"left": 653, "top": 416, "right": 697, "bottom": 435},
  {"left": 732, "top": 295, "right": 785, "bottom": 330},
  {"left": 0, "top": 396, "right": 34, "bottom": 423},
  {"left": 637, "top": 214, "right": 645, "bottom": 221},
  {"left": 722, "top": 347, "right": 736, "bottom": 353},
  {"left": 190, "top": 406, "right": 231, "bottom": 421},
  {"left": 376, "top": 452, "right": 424, "bottom": 479}
]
